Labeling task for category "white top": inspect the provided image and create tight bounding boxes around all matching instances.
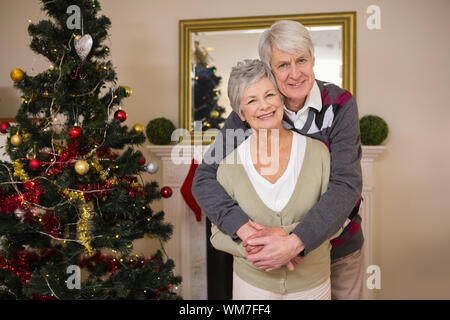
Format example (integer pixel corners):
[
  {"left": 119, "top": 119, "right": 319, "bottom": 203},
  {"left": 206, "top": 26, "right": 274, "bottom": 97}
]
[
  {"left": 237, "top": 132, "right": 306, "bottom": 212},
  {"left": 283, "top": 81, "right": 322, "bottom": 134}
]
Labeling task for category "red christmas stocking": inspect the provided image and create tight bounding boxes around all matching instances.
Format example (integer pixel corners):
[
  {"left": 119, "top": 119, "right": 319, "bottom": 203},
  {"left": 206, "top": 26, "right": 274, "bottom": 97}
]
[{"left": 180, "top": 158, "right": 202, "bottom": 222}]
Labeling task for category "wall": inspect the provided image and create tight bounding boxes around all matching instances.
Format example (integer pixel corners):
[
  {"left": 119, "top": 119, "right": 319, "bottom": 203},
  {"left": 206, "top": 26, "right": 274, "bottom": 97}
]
[{"left": 0, "top": 0, "right": 449, "bottom": 299}]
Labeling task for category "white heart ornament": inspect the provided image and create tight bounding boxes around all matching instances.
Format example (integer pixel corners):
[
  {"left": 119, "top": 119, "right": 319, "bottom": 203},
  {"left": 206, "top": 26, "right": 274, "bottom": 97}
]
[{"left": 74, "top": 34, "right": 93, "bottom": 61}]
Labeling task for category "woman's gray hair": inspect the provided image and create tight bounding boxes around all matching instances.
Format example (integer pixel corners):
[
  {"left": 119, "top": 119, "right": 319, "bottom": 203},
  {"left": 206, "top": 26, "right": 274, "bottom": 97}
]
[
  {"left": 227, "top": 59, "right": 279, "bottom": 115},
  {"left": 258, "top": 20, "right": 315, "bottom": 67}
]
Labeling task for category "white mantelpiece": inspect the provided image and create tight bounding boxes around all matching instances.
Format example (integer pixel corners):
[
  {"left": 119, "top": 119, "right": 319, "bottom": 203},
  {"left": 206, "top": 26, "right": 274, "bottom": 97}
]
[
  {"left": 148, "top": 144, "right": 386, "bottom": 300},
  {"left": 360, "top": 146, "right": 386, "bottom": 299}
]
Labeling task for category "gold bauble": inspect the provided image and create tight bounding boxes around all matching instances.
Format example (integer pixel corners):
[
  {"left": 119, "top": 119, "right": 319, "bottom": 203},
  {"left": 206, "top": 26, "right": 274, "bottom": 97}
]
[
  {"left": 210, "top": 110, "right": 219, "bottom": 118},
  {"left": 123, "top": 85, "right": 132, "bottom": 97},
  {"left": 133, "top": 123, "right": 143, "bottom": 133},
  {"left": 10, "top": 68, "right": 25, "bottom": 83},
  {"left": 74, "top": 160, "right": 90, "bottom": 175},
  {"left": 10, "top": 134, "right": 22, "bottom": 147}
]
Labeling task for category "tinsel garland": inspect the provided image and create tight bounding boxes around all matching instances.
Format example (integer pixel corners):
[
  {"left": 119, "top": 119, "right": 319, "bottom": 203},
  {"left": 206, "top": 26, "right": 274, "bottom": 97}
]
[
  {"left": 61, "top": 189, "right": 94, "bottom": 255},
  {"left": 42, "top": 211, "right": 61, "bottom": 237},
  {"left": 12, "top": 160, "right": 29, "bottom": 181},
  {"left": 46, "top": 140, "right": 83, "bottom": 176},
  {"left": 0, "top": 181, "right": 44, "bottom": 215},
  {"left": 76, "top": 179, "right": 116, "bottom": 201},
  {"left": 78, "top": 251, "right": 118, "bottom": 276},
  {"left": 0, "top": 249, "right": 39, "bottom": 285}
]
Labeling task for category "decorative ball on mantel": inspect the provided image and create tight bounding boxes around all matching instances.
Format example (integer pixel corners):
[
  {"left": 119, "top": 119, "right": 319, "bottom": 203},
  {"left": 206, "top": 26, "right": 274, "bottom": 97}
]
[
  {"left": 145, "top": 117, "right": 176, "bottom": 145},
  {"left": 360, "top": 115, "right": 389, "bottom": 146}
]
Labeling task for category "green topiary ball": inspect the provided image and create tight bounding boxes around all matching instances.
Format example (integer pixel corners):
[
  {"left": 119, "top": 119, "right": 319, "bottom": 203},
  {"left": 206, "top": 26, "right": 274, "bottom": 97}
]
[
  {"left": 145, "top": 117, "right": 176, "bottom": 145},
  {"left": 359, "top": 115, "right": 389, "bottom": 145}
]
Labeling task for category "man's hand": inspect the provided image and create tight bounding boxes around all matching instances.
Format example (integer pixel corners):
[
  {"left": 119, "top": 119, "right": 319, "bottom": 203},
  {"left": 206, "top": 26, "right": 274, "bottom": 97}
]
[
  {"left": 245, "top": 234, "right": 305, "bottom": 272},
  {"left": 242, "top": 221, "right": 287, "bottom": 255}
]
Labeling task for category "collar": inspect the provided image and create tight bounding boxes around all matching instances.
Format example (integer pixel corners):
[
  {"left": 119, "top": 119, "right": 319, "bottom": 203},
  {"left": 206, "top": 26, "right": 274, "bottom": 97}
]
[{"left": 284, "top": 80, "right": 322, "bottom": 116}]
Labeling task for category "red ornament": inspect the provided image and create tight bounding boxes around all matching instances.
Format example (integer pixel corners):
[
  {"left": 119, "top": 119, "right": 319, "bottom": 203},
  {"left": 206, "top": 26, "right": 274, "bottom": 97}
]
[
  {"left": 160, "top": 186, "right": 172, "bottom": 198},
  {"left": 69, "top": 126, "right": 82, "bottom": 139},
  {"left": 114, "top": 110, "right": 127, "bottom": 122},
  {"left": 29, "top": 158, "right": 41, "bottom": 171},
  {"left": 138, "top": 157, "right": 146, "bottom": 165},
  {"left": 0, "top": 122, "right": 10, "bottom": 134}
]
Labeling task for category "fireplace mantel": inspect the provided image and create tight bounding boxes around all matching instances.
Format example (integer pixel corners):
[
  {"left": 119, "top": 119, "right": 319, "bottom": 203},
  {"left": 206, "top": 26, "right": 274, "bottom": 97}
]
[{"left": 148, "top": 144, "right": 386, "bottom": 299}]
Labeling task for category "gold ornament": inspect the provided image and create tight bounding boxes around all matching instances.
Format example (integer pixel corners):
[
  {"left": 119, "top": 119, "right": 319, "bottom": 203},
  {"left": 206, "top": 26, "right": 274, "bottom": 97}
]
[
  {"left": 10, "top": 134, "right": 22, "bottom": 147},
  {"left": 74, "top": 160, "right": 89, "bottom": 175},
  {"left": 132, "top": 123, "right": 143, "bottom": 133},
  {"left": 122, "top": 85, "right": 132, "bottom": 97},
  {"left": 10, "top": 68, "right": 24, "bottom": 82},
  {"left": 210, "top": 110, "right": 219, "bottom": 118}
]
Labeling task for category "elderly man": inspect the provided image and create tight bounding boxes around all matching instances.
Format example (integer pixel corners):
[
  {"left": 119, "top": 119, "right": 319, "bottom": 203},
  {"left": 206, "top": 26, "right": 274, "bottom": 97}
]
[{"left": 192, "top": 20, "right": 364, "bottom": 300}]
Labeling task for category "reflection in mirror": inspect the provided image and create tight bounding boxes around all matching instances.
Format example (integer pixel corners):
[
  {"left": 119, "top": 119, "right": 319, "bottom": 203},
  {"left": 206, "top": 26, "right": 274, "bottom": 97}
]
[{"left": 192, "top": 26, "right": 342, "bottom": 128}]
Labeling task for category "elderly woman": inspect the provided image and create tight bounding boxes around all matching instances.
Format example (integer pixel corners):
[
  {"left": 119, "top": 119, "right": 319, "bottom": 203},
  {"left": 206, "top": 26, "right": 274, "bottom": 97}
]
[
  {"left": 193, "top": 20, "right": 363, "bottom": 300},
  {"left": 210, "top": 59, "right": 335, "bottom": 300}
]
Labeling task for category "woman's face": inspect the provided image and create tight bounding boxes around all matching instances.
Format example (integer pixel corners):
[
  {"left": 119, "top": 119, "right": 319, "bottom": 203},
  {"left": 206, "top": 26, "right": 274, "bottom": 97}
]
[
  {"left": 269, "top": 46, "right": 315, "bottom": 108},
  {"left": 238, "top": 76, "right": 284, "bottom": 130}
]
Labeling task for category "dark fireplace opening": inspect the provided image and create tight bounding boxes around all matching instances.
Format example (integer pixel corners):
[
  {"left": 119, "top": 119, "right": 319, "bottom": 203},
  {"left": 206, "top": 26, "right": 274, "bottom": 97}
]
[{"left": 206, "top": 218, "right": 233, "bottom": 300}]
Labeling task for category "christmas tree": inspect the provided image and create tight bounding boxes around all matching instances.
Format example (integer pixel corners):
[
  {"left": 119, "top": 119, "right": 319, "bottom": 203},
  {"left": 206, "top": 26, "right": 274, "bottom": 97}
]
[
  {"left": 192, "top": 41, "right": 226, "bottom": 131},
  {"left": 0, "top": 0, "right": 181, "bottom": 300}
]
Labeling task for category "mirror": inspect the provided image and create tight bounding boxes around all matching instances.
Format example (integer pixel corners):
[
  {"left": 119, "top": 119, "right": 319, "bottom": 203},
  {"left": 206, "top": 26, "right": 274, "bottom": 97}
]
[{"left": 179, "top": 12, "right": 356, "bottom": 137}]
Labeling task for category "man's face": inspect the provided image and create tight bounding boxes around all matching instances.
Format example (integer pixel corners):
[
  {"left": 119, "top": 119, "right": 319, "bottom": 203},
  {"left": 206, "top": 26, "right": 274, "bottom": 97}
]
[{"left": 270, "top": 46, "right": 315, "bottom": 110}]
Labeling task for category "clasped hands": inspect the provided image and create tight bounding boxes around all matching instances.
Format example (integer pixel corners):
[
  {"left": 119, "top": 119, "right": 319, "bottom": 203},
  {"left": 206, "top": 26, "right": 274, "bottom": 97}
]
[{"left": 236, "top": 220, "right": 305, "bottom": 272}]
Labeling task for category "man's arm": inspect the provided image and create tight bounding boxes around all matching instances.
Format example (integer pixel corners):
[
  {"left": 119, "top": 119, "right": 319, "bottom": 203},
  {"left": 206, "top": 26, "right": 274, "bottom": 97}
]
[
  {"left": 192, "top": 112, "right": 252, "bottom": 238},
  {"left": 210, "top": 223, "right": 246, "bottom": 258},
  {"left": 292, "top": 94, "right": 363, "bottom": 256}
]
